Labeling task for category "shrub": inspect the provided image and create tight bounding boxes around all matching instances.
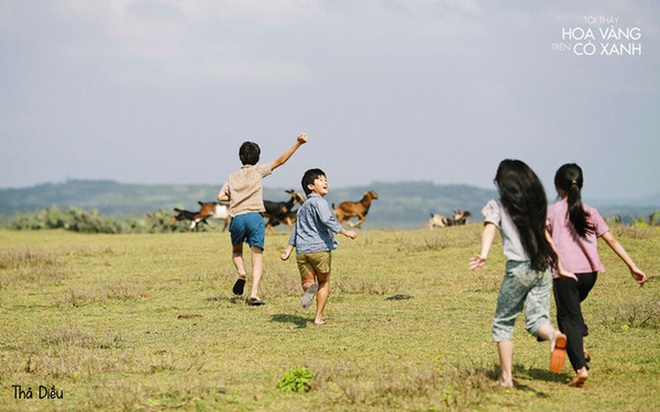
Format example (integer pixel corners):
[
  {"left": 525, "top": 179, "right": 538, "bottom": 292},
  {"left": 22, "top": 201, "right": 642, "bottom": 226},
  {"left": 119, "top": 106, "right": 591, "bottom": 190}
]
[
  {"left": 9, "top": 206, "right": 122, "bottom": 233},
  {"left": 7, "top": 207, "right": 190, "bottom": 234},
  {"left": 276, "top": 366, "right": 315, "bottom": 393}
]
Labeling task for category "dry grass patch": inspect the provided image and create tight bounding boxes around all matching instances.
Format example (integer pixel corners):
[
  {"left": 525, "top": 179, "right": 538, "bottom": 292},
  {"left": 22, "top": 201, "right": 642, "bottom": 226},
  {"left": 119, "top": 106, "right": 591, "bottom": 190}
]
[
  {"left": 305, "top": 359, "right": 496, "bottom": 410},
  {"left": 592, "top": 294, "right": 660, "bottom": 330},
  {"left": 610, "top": 224, "right": 657, "bottom": 240},
  {"left": 0, "top": 248, "right": 68, "bottom": 288},
  {"left": 39, "top": 327, "right": 123, "bottom": 350},
  {"left": 334, "top": 277, "right": 403, "bottom": 296},
  {"left": 55, "top": 279, "right": 147, "bottom": 308}
]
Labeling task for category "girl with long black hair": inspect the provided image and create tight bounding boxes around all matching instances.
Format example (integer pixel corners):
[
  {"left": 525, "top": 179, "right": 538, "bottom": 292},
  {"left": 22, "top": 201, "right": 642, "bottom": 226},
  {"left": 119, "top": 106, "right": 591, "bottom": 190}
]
[
  {"left": 547, "top": 163, "right": 646, "bottom": 387},
  {"left": 470, "top": 159, "right": 575, "bottom": 388}
]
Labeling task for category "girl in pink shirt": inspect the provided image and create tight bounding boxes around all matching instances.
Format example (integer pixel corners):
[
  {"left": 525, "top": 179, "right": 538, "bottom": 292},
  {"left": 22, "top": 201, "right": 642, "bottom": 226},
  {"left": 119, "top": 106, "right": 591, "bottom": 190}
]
[{"left": 547, "top": 163, "right": 647, "bottom": 387}]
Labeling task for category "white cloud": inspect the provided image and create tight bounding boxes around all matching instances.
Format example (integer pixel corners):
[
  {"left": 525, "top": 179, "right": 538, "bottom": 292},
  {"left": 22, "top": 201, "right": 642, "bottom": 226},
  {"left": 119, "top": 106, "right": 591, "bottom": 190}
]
[
  {"left": 52, "top": 0, "right": 320, "bottom": 81},
  {"left": 397, "top": 0, "right": 481, "bottom": 13},
  {"left": 56, "top": 0, "right": 322, "bottom": 42},
  {"left": 174, "top": 0, "right": 321, "bottom": 25},
  {"left": 197, "top": 47, "right": 312, "bottom": 81},
  {"left": 55, "top": 0, "right": 185, "bottom": 59}
]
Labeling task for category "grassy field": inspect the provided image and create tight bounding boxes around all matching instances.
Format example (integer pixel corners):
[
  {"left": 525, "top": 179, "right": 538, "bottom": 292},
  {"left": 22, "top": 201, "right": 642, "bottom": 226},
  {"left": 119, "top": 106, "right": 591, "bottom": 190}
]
[{"left": 0, "top": 225, "right": 658, "bottom": 411}]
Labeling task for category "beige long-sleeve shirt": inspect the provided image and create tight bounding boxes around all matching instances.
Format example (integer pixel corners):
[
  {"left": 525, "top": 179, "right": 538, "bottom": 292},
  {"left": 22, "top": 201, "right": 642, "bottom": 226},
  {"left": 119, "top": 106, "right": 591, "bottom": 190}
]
[{"left": 218, "top": 164, "right": 272, "bottom": 217}]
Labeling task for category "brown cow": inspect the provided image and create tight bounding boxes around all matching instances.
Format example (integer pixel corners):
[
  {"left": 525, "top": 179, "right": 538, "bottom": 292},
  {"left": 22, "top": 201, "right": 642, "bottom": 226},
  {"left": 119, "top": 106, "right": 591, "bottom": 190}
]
[{"left": 334, "top": 190, "right": 379, "bottom": 228}]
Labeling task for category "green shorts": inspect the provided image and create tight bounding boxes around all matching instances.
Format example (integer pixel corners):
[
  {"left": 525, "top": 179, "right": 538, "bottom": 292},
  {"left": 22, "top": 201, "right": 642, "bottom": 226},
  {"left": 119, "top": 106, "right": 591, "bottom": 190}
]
[{"left": 296, "top": 251, "right": 332, "bottom": 276}]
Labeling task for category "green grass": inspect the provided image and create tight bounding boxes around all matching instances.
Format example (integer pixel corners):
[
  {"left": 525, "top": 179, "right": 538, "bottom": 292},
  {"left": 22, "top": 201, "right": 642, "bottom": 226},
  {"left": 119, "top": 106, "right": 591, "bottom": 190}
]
[{"left": 0, "top": 226, "right": 658, "bottom": 411}]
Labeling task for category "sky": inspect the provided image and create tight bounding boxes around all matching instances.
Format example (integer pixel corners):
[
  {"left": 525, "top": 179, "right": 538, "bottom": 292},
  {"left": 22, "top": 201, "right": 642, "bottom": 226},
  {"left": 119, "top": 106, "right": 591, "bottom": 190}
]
[{"left": 1, "top": 0, "right": 658, "bottom": 201}]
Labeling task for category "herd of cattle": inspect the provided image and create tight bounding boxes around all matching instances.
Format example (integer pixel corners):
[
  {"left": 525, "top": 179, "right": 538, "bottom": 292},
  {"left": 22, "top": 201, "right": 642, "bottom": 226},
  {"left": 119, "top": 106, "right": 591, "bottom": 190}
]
[{"left": 171, "top": 189, "right": 471, "bottom": 232}]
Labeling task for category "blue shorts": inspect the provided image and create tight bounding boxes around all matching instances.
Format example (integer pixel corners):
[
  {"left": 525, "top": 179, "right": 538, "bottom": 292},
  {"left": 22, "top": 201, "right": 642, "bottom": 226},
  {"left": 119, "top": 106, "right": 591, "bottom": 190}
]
[{"left": 229, "top": 212, "right": 265, "bottom": 249}]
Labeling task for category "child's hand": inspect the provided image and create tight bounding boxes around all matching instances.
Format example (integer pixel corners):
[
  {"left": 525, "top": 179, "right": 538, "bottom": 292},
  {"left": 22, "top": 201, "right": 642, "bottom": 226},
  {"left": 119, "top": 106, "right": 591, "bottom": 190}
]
[
  {"left": 297, "top": 133, "right": 308, "bottom": 145},
  {"left": 630, "top": 267, "right": 647, "bottom": 287},
  {"left": 469, "top": 255, "right": 487, "bottom": 271},
  {"left": 558, "top": 269, "right": 578, "bottom": 281},
  {"left": 343, "top": 230, "right": 357, "bottom": 239},
  {"left": 281, "top": 247, "right": 292, "bottom": 261}
]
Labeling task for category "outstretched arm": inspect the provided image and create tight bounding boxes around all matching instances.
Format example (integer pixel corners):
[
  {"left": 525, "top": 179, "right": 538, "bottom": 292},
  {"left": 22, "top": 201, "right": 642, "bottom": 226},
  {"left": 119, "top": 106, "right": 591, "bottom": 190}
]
[
  {"left": 340, "top": 228, "right": 357, "bottom": 239},
  {"left": 601, "top": 231, "right": 647, "bottom": 286},
  {"left": 469, "top": 223, "right": 497, "bottom": 270},
  {"left": 269, "top": 133, "right": 308, "bottom": 171}
]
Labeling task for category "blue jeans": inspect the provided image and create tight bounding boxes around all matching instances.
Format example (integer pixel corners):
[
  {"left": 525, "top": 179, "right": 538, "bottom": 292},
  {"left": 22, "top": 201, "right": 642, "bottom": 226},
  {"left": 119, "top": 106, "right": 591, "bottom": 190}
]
[{"left": 492, "top": 261, "right": 552, "bottom": 342}]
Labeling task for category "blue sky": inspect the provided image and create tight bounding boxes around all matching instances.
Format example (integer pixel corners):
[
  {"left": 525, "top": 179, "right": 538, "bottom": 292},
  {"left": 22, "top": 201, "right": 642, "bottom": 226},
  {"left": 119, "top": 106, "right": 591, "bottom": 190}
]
[{"left": 1, "top": 0, "right": 658, "bottom": 201}]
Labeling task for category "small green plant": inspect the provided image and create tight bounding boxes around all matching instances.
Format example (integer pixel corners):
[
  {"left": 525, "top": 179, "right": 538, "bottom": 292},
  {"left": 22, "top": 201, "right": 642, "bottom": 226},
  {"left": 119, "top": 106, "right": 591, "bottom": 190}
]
[{"left": 276, "top": 366, "right": 315, "bottom": 393}]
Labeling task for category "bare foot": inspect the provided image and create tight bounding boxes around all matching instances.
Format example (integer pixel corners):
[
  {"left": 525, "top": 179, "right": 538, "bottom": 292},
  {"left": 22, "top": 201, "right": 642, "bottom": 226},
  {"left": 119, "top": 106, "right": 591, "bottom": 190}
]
[
  {"left": 314, "top": 320, "right": 326, "bottom": 325},
  {"left": 569, "top": 368, "right": 588, "bottom": 387},
  {"left": 498, "top": 378, "right": 513, "bottom": 389},
  {"left": 247, "top": 297, "right": 265, "bottom": 306}
]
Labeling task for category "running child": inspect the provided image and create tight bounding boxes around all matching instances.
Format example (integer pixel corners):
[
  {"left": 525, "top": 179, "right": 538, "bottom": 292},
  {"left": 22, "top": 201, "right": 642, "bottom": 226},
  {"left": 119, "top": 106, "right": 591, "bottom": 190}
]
[
  {"left": 469, "top": 159, "right": 574, "bottom": 388},
  {"left": 547, "top": 163, "right": 647, "bottom": 387},
  {"left": 281, "top": 168, "right": 357, "bottom": 324},
  {"left": 218, "top": 133, "right": 307, "bottom": 305}
]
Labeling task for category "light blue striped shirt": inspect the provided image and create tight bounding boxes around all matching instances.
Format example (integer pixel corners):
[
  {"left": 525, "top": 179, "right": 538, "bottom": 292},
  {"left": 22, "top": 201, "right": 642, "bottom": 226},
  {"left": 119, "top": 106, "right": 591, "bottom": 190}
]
[{"left": 288, "top": 193, "right": 342, "bottom": 254}]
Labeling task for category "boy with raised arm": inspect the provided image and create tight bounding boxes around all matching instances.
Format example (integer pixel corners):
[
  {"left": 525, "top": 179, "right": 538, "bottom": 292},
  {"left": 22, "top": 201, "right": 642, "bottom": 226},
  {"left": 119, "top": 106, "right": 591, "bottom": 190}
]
[{"left": 218, "top": 133, "right": 307, "bottom": 305}]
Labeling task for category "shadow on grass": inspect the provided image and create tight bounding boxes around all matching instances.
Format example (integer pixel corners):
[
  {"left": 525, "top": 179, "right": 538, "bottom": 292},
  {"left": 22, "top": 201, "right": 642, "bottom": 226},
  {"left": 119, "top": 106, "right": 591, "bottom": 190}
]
[
  {"left": 271, "top": 313, "right": 311, "bottom": 329},
  {"left": 480, "top": 364, "right": 550, "bottom": 396},
  {"left": 522, "top": 366, "right": 572, "bottom": 383},
  {"left": 486, "top": 363, "right": 572, "bottom": 395},
  {"left": 509, "top": 380, "right": 549, "bottom": 397},
  {"left": 206, "top": 296, "right": 245, "bottom": 305},
  {"left": 512, "top": 363, "right": 572, "bottom": 392}
]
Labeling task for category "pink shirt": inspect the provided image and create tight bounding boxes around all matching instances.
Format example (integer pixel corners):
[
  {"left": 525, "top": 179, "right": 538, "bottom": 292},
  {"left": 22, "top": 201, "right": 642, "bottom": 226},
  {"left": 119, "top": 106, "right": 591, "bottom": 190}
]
[{"left": 546, "top": 200, "right": 609, "bottom": 277}]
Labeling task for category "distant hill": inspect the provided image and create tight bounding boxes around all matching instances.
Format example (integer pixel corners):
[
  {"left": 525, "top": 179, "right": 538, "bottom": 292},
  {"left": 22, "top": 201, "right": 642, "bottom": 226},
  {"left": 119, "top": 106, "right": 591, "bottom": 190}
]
[
  {"left": 0, "top": 180, "right": 223, "bottom": 217},
  {"left": 0, "top": 180, "right": 657, "bottom": 229}
]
